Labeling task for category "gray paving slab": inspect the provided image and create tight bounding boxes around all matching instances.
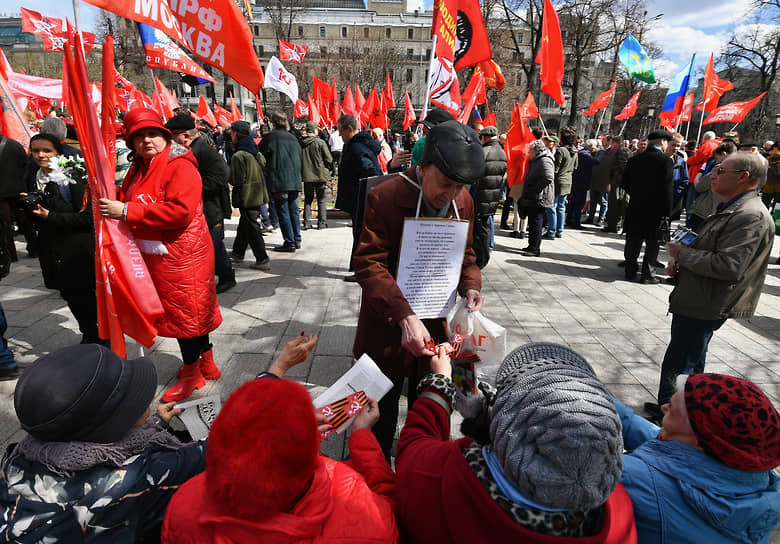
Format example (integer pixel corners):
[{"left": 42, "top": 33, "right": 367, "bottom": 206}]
[{"left": 3, "top": 215, "right": 780, "bottom": 536}]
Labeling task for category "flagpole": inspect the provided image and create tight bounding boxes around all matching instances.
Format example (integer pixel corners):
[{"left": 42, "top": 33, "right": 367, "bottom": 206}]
[
  {"left": 695, "top": 99, "right": 707, "bottom": 144},
  {"left": 684, "top": 119, "right": 691, "bottom": 141},
  {"left": 538, "top": 117, "right": 549, "bottom": 137},
  {"left": 594, "top": 107, "right": 608, "bottom": 138},
  {"left": 71, "top": 0, "right": 86, "bottom": 57},
  {"left": 618, "top": 120, "right": 627, "bottom": 137},
  {"left": 0, "top": 77, "right": 33, "bottom": 142},
  {"left": 419, "top": 34, "right": 438, "bottom": 132},
  {"left": 729, "top": 122, "right": 740, "bottom": 132}
]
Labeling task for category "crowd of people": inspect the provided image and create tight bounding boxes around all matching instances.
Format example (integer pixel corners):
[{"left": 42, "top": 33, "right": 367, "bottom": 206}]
[{"left": 0, "top": 104, "right": 779, "bottom": 542}]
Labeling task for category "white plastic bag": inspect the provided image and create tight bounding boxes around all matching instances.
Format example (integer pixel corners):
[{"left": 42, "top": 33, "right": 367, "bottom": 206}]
[{"left": 446, "top": 297, "right": 507, "bottom": 385}]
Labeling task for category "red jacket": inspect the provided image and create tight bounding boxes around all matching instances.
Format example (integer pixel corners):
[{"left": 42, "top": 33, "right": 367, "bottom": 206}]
[
  {"left": 396, "top": 396, "right": 637, "bottom": 544},
  {"left": 161, "top": 430, "right": 399, "bottom": 544},
  {"left": 353, "top": 168, "right": 481, "bottom": 376},
  {"left": 121, "top": 143, "right": 221, "bottom": 338},
  {"left": 686, "top": 139, "right": 720, "bottom": 182}
]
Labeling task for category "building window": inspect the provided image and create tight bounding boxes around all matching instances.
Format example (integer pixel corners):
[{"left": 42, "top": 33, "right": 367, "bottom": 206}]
[
  {"left": 320, "top": 26, "right": 326, "bottom": 37},
  {"left": 406, "top": 68, "right": 413, "bottom": 82},
  {"left": 320, "top": 46, "right": 328, "bottom": 58},
  {"left": 363, "top": 48, "right": 370, "bottom": 55},
  {"left": 425, "top": 48, "right": 430, "bottom": 59},
  {"left": 389, "top": 69, "right": 394, "bottom": 80},
  {"left": 298, "top": 25, "right": 304, "bottom": 37},
  {"left": 258, "top": 45, "right": 264, "bottom": 57},
  {"left": 518, "top": 32, "right": 524, "bottom": 43},
  {"left": 407, "top": 48, "right": 414, "bottom": 59},
  {"left": 408, "top": 27, "right": 414, "bottom": 39},
  {"left": 363, "top": 27, "right": 369, "bottom": 38},
  {"left": 253, "top": 25, "right": 258, "bottom": 37},
  {"left": 342, "top": 26, "right": 348, "bottom": 37},
  {"left": 386, "top": 27, "right": 391, "bottom": 38}
]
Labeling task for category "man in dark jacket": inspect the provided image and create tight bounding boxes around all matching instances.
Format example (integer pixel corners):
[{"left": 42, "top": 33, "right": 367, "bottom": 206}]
[
  {"left": 471, "top": 126, "right": 506, "bottom": 268},
  {"left": 166, "top": 113, "right": 238, "bottom": 292},
  {"left": 0, "top": 135, "right": 28, "bottom": 262},
  {"left": 568, "top": 140, "right": 600, "bottom": 229},
  {"left": 300, "top": 121, "right": 333, "bottom": 230},
  {"left": 622, "top": 130, "right": 674, "bottom": 284},
  {"left": 259, "top": 111, "right": 303, "bottom": 253},
  {"left": 335, "top": 114, "right": 381, "bottom": 281}
]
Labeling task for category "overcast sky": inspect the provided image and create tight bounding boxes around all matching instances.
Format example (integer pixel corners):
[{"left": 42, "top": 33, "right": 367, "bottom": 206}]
[{"left": 5, "top": 0, "right": 762, "bottom": 86}]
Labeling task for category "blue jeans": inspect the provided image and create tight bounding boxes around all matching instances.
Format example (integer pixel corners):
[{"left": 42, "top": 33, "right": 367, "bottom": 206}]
[
  {"left": 0, "top": 302, "right": 16, "bottom": 369},
  {"left": 488, "top": 215, "right": 495, "bottom": 250},
  {"left": 657, "top": 314, "right": 726, "bottom": 413},
  {"left": 588, "top": 190, "right": 609, "bottom": 222},
  {"left": 260, "top": 203, "right": 278, "bottom": 228},
  {"left": 210, "top": 224, "right": 234, "bottom": 281},
  {"left": 273, "top": 190, "right": 302, "bottom": 245},
  {"left": 545, "top": 194, "right": 568, "bottom": 236}
]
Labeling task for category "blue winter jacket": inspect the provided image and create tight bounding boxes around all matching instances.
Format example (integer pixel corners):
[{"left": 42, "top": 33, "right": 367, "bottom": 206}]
[{"left": 614, "top": 398, "right": 780, "bottom": 544}]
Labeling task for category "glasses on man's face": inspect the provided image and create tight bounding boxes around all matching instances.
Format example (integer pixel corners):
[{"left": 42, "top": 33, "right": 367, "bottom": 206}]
[{"left": 716, "top": 166, "right": 745, "bottom": 174}]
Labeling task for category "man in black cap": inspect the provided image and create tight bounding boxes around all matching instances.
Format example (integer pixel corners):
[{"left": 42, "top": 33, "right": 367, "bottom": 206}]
[
  {"left": 165, "top": 113, "right": 237, "bottom": 292},
  {"left": 353, "top": 120, "right": 485, "bottom": 459},
  {"left": 622, "top": 129, "right": 674, "bottom": 284},
  {"left": 410, "top": 108, "right": 456, "bottom": 166}
]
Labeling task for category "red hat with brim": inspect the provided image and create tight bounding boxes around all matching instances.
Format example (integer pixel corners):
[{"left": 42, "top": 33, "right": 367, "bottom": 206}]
[{"left": 122, "top": 108, "right": 171, "bottom": 142}]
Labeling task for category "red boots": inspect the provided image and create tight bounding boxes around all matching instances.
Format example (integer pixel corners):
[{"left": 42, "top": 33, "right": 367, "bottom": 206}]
[
  {"left": 162, "top": 364, "right": 206, "bottom": 403},
  {"left": 175, "top": 345, "right": 221, "bottom": 381}
]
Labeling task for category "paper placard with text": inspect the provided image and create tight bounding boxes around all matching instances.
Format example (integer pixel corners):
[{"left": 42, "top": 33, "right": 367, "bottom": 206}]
[{"left": 396, "top": 218, "right": 469, "bottom": 319}]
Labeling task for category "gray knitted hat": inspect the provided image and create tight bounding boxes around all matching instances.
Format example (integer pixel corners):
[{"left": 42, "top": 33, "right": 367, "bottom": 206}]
[{"left": 490, "top": 343, "right": 623, "bottom": 511}]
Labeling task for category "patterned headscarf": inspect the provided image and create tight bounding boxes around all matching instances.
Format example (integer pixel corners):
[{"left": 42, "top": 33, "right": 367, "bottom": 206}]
[{"left": 685, "top": 374, "right": 780, "bottom": 472}]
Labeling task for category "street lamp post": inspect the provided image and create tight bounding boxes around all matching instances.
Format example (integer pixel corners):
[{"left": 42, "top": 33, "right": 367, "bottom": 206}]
[
  {"left": 775, "top": 113, "right": 780, "bottom": 141},
  {"left": 559, "top": 97, "right": 568, "bottom": 131},
  {"left": 646, "top": 106, "right": 656, "bottom": 137}
]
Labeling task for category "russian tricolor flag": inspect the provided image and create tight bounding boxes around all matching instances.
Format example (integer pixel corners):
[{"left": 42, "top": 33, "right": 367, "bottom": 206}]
[{"left": 658, "top": 54, "right": 695, "bottom": 125}]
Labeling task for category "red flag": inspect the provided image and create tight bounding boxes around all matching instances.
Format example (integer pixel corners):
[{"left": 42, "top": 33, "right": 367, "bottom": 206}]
[
  {"left": 453, "top": 0, "right": 492, "bottom": 71},
  {"left": 614, "top": 91, "right": 641, "bottom": 121},
  {"left": 473, "top": 59, "right": 505, "bottom": 91},
  {"left": 432, "top": 0, "right": 458, "bottom": 62},
  {"left": 518, "top": 92, "right": 540, "bottom": 119},
  {"left": 695, "top": 54, "right": 735, "bottom": 112},
  {"left": 307, "top": 93, "right": 320, "bottom": 124},
  {"left": 213, "top": 102, "right": 233, "bottom": 126},
  {"left": 505, "top": 103, "right": 536, "bottom": 188},
  {"left": 294, "top": 98, "right": 309, "bottom": 118},
  {"left": 278, "top": 39, "right": 309, "bottom": 64},
  {"left": 312, "top": 77, "right": 332, "bottom": 125},
  {"left": 355, "top": 84, "right": 366, "bottom": 112},
  {"left": 64, "top": 34, "right": 164, "bottom": 355},
  {"left": 229, "top": 91, "right": 240, "bottom": 121},
  {"left": 342, "top": 86, "right": 357, "bottom": 118},
  {"left": 483, "top": 111, "right": 496, "bottom": 127},
  {"left": 101, "top": 35, "right": 118, "bottom": 180},
  {"left": 364, "top": 87, "right": 387, "bottom": 130},
  {"left": 0, "top": 71, "right": 31, "bottom": 147},
  {"left": 582, "top": 77, "right": 616, "bottom": 116},
  {"left": 679, "top": 93, "right": 694, "bottom": 122},
  {"left": 83, "top": 0, "right": 264, "bottom": 93},
  {"left": 0, "top": 48, "right": 12, "bottom": 81},
  {"left": 535, "top": 0, "right": 565, "bottom": 105},
  {"left": 402, "top": 90, "right": 416, "bottom": 130},
  {"left": 330, "top": 78, "right": 340, "bottom": 126},
  {"left": 458, "top": 71, "right": 486, "bottom": 123},
  {"left": 382, "top": 72, "right": 396, "bottom": 110},
  {"left": 21, "top": 8, "right": 96, "bottom": 52},
  {"left": 254, "top": 95, "right": 265, "bottom": 122},
  {"left": 154, "top": 77, "right": 178, "bottom": 116},
  {"left": 196, "top": 95, "right": 218, "bottom": 127},
  {"left": 128, "top": 88, "right": 154, "bottom": 110},
  {"left": 703, "top": 92, "right": 767, "bottom": 125}
]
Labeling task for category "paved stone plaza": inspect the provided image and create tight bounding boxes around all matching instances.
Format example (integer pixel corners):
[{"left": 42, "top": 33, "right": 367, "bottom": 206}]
[{"left": 3, "top": 215, "right": 780, "bottom": 474}]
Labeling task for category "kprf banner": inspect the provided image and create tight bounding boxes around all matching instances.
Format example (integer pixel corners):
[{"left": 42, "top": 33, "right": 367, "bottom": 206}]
[{"left": 138, "top": 24, "right": 215, "bottom": 83}]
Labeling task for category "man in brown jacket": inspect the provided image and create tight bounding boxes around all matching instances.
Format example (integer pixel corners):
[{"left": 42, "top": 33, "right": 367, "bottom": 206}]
[
  {"left": 353, "top": 121, "right": 485, "bottom": 458},
  {"left": 647, "top": 151, "right": 774, "bottom": 421}
]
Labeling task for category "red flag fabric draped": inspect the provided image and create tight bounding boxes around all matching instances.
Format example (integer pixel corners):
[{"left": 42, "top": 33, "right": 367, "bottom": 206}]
[
  {"left": 458, "top": 71, "right": 486, "bottom": 124},
  {"left": 64, "top": 34, "right": 164, "bottom": 356},
  {"left": 703, "top": 92, "right": 767, "bottom": 125},
  {"left": 535, "top": 0, "right": 565, "bottom": 105},
  {"left": 453, "top": 0, "right": 493, "bottom": 71},
  {"left": 0, "top": 70, "right": 31, "bottom": 147},
  {"left": 382, "top": 72, "right": 396, "bottom": 110},
  {"left": 278, "top": 39, "right": 309, "bottom": 64},
  {"left": 403, "top": 90, "right": 416, "bottom": 130},
  {"left": 432, "top": 0, "right": 458, "bottom": 62},
  {"left": 473, "top": 59, "right": 505, "bottom": 90},
  {"left": 196, "top": 95, "right": 218, "bottom": 127},
  {"left": 255, "top": 95, "right": 265, "bottom": 123},
  {"left": 294, "top": 98, "right": 309, "bottom": 118},
  {"left": 355, "top": 84, "right": 366, "bottom": 111},
  {"left": 582, "top": 78, "right": 616, "bottom": 116},
  {"left": 229, "top": 91, "right": 241, "bottom": 121},
  {"left": 505, "top": 103, "right": 536, "bottom": 188},
  {"left": 518, "top": 92, "right": 540, "bottom": 119},
  {"left": 307, "top": 93, "right": 320, "bottom": 124},
  {"left": 312, "top": 77, "right": 332, "bottom": 125},
  {"left": 483, "top": 111, "right": 497, "bottom": 127},
  {"left": 614, "top": 91, "right": 641, "bottom": 120},
  {"left": 342, "top": 86, "right": 357, "bottom": 118},
  {"left": 83, "top": 0, "right": 264, "bottom": 93},
  {"left": 330, "top": 78, "right": 340, "bottom": 126},
  {"left": 364, "top": 87, "right": 387, "bottom": 130},
  {"left": 695, "top": 53, "right": 735, "bottom": 112},
  {"left": 213, "top": 102, "right": 233, "bottom": 126},
  {"left": 101, "top": 36, "right": 118, "bottom": 179},
  {"left": 154, "top": 77, "right": 179, "bottom": 117}
]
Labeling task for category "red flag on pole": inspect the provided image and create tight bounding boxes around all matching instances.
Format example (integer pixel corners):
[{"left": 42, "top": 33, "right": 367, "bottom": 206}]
[
  {"left": 703, "top": 92, "right": 767, "bottom": 125},
  {"left": 431, "top": 0, "right": 458, "bottom": 62},
  {"left": 453, "top": 0, "right": 492, "bottom": 71},
  {"left": 582, "top": 77, "right": 616, "bottom": 116},
  {"left": 255, "top": 95, "right": 265, "bottom": 123},
  {"left": 307, "top": 93, "right": 320, "bottom": 124},
  {"left": 614, "top": 91, "right": 641, "bottom": 120},
  {"left": 294, "top": 98, "right": 309, "bottom": 118},
  {"left": 364, "top": 87, "right": 387, "bottom": 130},
  {"left": 0, "top": 70, "right": 32, "bottom": 147},
  {"left": 342, "top": 86, "right": 357, "bottom": 118},
  {"left": 473, "top": 59, "right": 505, "bottom": 91},
  {"left": 535, "top": 0, "right": 565, "bottom": 105},
  {"left": 21, "top": 7, "right": 96, "bottom": 52},
  {"left": 196, "top": 95, "right": 218, "bottom": 127},
  {"left": 458, "top": 71, "right": 486, "bottom": 124},
  {"left": 278, "top": 39, "right": 309, "bottom": 64},
  {"left": 679, "top": 93, "right": 694, "bottom": 123},
  {"left": 101, "top": 35, "right": 118, "bottom": 179},
  {"left": 330, "top": 78, "right": 340, "bottom": 126},
  {"left": 505, "top": 103, "right": 536, "bottom": 188},
  {"left": 428, "top": 52, "right": 462, "bottom": 116},
  {"left": 695, "top": 54, "right": 735, "bottom": 112},
  {"left": 229, "top": 91, "right": 241, "bottom": 121},
  {"left": 382, "top": 72, "right": 396, "bottom": 110},
  {"left": 483, "top": 111, "right": 497, "bottom": 127},
  {"left": 213, "top": 102, "right": 233, "bottom": 126},
  {"left": 402, "top": 90, "right": 416, "bottom": 130},
  {"left": 518, "top": 92, "right": 540, "bottom": 119}
]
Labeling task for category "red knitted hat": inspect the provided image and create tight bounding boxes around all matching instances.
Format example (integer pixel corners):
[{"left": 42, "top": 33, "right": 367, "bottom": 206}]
[
  {"left": 685, "top": 374, "right": 780, "bottom": 471},
  {"left": 205, "top": 377, "right": 319, "bottom": 520},
  {"left": 122, "top": 108, "right": 171, "bottom": 142}
]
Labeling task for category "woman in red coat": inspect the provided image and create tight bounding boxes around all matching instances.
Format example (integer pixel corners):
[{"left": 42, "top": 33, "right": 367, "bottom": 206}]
[{"left": 99, "top": 108, "right": 222, "bottom": 402}]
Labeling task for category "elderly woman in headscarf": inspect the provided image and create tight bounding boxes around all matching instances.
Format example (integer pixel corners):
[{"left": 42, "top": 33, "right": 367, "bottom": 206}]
[
  {"left": 98, "top": 108, "right": 222, "bottom": 403},
  {"left": 615, "top": 373, "right": 780, "bottom": 543},
  {"left": 0, "top": 344, "right": 206, "bottom": 542},
  {"left": 394, "top": 342, "right": 637, "bottom": 543}
]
